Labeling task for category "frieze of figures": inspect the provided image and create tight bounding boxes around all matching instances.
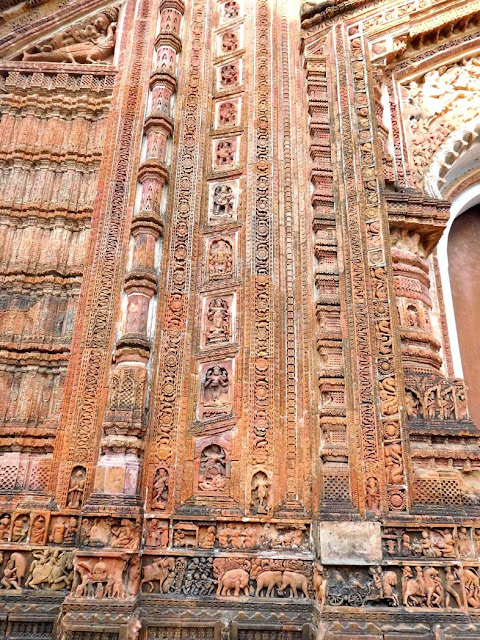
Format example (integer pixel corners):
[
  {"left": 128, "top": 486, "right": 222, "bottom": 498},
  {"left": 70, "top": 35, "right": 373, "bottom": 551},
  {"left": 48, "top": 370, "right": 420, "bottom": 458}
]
[
  {"left": 143, "top": 519, "right": 310, "bottom": 551},
  {"left": 382, "top": 526, "right": 477, "bottom": 559}
]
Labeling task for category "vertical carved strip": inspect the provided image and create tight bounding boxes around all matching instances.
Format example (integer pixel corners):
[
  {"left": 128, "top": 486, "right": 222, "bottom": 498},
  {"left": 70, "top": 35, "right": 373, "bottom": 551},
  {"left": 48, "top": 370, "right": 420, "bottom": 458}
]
[
  {"left": 247, "top": 0, "right": 275, "bottom": 511},
  {"left": 306, "top": 41, "right": 352, "bottom": 511},
  {"left": 52, "top": 0, "right": 157, "bottom": 506},
  {"left": 146, "top": 0, "right": 211, "bottom": 511},
  {"left": 342, "top": 25, "right": 409, "bottom": 512}
]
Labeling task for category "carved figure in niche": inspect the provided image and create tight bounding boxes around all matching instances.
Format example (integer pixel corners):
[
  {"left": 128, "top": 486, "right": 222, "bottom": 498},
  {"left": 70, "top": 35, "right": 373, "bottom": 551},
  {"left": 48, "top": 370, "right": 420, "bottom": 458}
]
[
  {"left": 215, "top": 140, "right": 236, "bottom": 167},
  {"left": 384, "top": 442, "right": 404, "bottom": 484},
  {"left": 111, "top": 519, "right": 140, "bottom": 550},
  {"left": 146, "top": 520, "right": 169, "bottom": 547},
  {"left": 67, "top": 467, "right": 86, "bottom": 509},
  {"left": 212, "top": 184, "right": 235, "bottom": 218},
  {"left": 64, "top": 518, "right": 78, "bottom": 545},
  {"left": 49, "top": 518, "right": 67, "bottom": 545},
  {"left": 141, "top": 557, "right": 175, "bottom": 593},
  {"left": 206, "top": 298, "right": 230, "bottom": 345},
  {"left": 26, "top": 549, "right": 73, "bottom": 591},
  {"left": 221, "top": 31, "right": 239, "bottom": 53},
  {"left": 22, "top": 18, "right": 117, "bottom": 64},
  {"left": 30, "top": 515, "right": 46, "bottom": 544},
  {"left": 224, "top": 1, "right": 240, "bottom": 19},
  {"left": 208, "top": 239, "right": 233, "bottom": 278},
  {"left": 202, "top": 366, "right": 231, "bottom": 413},
  {"left": 173, "top": 524, "right": 198, "bottom": 548},
  {"left": 218, "top": 102, "right": 238, "bottom": 126},
  {"left": 0, "top": 514, "right": 10, "bottom": 541},
  {"left": 251, "top": 471, "right": 270, "bottom": 514},
  {"left": 11, "top": 515, "right": 29, "bottom": 542},
  {"left": 314, "top": 563, "right": 326, "bottom": 606},
  {"left": 444, "top": 566, "right": 463, "bottom": 609},
  {"left": 198, "top": 444, "right": 227, "bottom": 491},
  {"left": 456, "top": 527, "right": 473, "bottom": 557},
  {"left": 405, "top": 390, "right": 420, "bottom": 418},
  {"left": 199, "top": 526, "right": 216, "bottom": 549},
  {"left": 365, "top": 477, "right": 380, "bottom": 514},
  {"left": 1, "top": 552, "right": 26, "bottom": 589},
  {"left": 152, "top": 467, "right": 169, "bottom": 508},
  {"left": 407, "top": 304, "right": 421, "bottom": 328},
  {"left": 220, "top": 63, "right": 239, "bottom": 87}
]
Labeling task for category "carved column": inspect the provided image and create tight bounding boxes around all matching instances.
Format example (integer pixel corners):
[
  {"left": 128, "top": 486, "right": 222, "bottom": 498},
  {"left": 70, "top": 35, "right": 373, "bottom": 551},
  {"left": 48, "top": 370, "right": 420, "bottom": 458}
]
[{"left": 92, "top": 0, "right": 184, "bottom": 504}]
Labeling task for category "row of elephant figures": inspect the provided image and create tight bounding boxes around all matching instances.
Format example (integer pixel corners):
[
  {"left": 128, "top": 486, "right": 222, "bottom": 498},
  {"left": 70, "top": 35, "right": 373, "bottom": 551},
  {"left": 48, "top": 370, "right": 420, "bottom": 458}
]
[{"left": 140, "top": 557, "right": 480, "bottom": 610}]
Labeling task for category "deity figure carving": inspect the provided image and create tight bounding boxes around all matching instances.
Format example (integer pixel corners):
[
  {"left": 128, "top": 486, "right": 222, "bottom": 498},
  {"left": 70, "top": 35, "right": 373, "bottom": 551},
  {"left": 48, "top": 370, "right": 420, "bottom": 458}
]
[
  {"left": 11, "top": 514, "right": 29, "bottom": 542},
  {"left": 218, "top": 102, "right": 238, "bottom": 127},
  {"left": 205, "top": 297, "right": 231, "bottom": 345},
  {"left": 384, "top": 442, "right": 404, "bottom": 484},
  {"left": 67, "top": 467, "right": 86, "bottom": 509},
  {"left": 146, "top": 520, "right": 169, "bottom": 548},
  {"left": 30, "top": 515, "right": 47, "bottom": 545},
  {"left": 0, "top": 513, "right": 10, "bottom": 541},
  {"left": 223, "top": 1, "right": 240, "bottom": 19},
  {"left": 211, "top": 184, "right": 235, "bottom": 219},
  {"left": 250, "top": 471, "right": 270, "bottom": 515},
  {"left": 215, "top": 140, "right": 236, "bottom": 167},
  {"left": 200, "top": 366, "right": 232, "bottom": 419},
  {"left": 152, "top": 467, "right": 169, "bottom": 509},
  {"left": 220, "top": 63, "right": 240, "bottom": 87},
  {"left": 1, "top": 552, "right": 26, "bottom": 590},
  {"left": 207, "top": 239, "right": 233, "bottom": 279},
  {"left": 198, "top": 444, "right": 228, "bottom": 492},
  {"left": 22, "top": 9, "right": 118, "bottom": 63},
  {"left": 365, "top": 477, "right": 380, "bottom": 513},
  {"left": 221, "top": 31, "right": 239, "bottom": 53}
]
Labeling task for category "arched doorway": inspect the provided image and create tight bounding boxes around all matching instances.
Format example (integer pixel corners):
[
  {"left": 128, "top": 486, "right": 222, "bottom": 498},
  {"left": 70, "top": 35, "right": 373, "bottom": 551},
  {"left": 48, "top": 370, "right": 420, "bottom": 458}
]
[{"left": 447, "top": 205, "right": 480, "bottom": 424}]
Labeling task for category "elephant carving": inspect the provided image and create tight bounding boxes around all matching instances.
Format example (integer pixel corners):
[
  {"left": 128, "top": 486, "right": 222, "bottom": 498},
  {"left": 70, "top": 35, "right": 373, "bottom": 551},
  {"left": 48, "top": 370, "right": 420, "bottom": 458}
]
[
  {"left": 279, "top": 570, "right": 309, "bottom": 598},
  {"left": 216, "top": 568, "right": 249, "bottom": 597},
  {"left": 255, "top": 570, "right": 283, "bottom": 597}
]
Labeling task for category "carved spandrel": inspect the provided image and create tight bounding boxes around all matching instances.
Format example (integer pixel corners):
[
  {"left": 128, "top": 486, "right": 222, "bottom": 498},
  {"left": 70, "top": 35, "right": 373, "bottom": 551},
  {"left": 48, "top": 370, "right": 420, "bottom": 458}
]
[{"left": 19, "top": 7, "right": 119, "bottom": 64}]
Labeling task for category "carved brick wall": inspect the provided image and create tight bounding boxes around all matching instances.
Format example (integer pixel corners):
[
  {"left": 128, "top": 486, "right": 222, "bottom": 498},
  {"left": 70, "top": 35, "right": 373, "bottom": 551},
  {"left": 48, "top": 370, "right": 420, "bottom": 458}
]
[{"left": 0, "top": 0, "right": 477, "bottom": 639}]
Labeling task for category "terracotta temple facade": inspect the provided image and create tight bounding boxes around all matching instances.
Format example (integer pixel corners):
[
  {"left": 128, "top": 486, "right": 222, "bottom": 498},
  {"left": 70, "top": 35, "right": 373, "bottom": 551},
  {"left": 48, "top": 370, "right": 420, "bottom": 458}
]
[{"left": 1, "top": 0, "right": 480, "bottom": 637}]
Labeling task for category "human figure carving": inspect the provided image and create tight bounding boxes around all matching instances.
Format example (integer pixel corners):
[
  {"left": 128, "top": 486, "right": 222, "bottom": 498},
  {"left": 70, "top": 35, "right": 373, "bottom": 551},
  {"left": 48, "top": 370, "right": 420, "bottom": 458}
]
[
  {"left": 208, "top": 239, "right": 233, "bottom": 278},
  {"left": 1, "top": 552, "right": 26, "bottom": 590},
  {"left": 67, "top": 467, "right": 86, "bottom": 509},
  {"left": 22, "top": 16, "right": 117, "bottom": 64},
  {"left": 198, "top": 444, "right": 227, "bottom": 491},
  {"left": 202, "top": 366, "right": 231, "bottom": 412},
  {"left": 251, "top": 471, "right": 270, "bottom": 514},
  {"left": 212, "top": 184, "right": 235, "bottom": 217},
  {"left": 152, "top": 467, "right": 169, "bottom": 508},
  {"left": 206, "top": 298, "right": 230, "bottom": 345}
]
